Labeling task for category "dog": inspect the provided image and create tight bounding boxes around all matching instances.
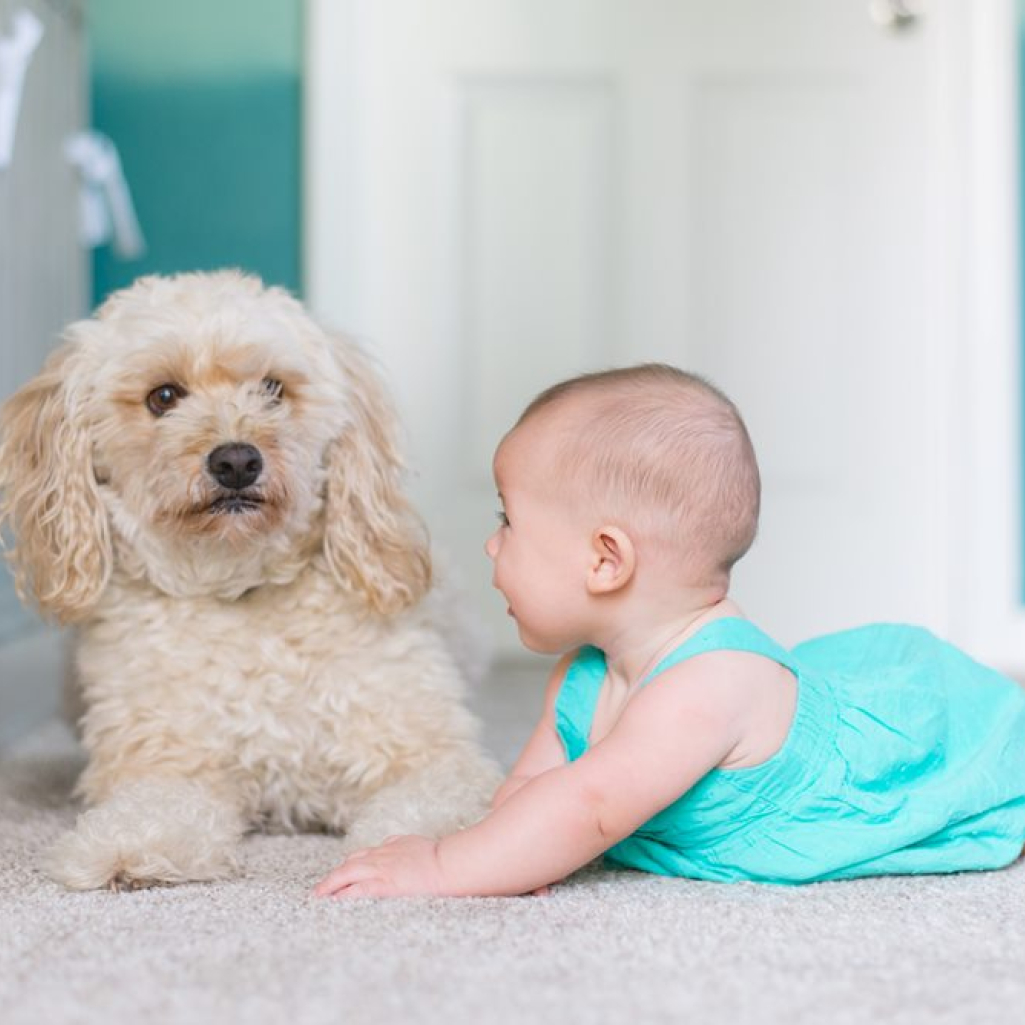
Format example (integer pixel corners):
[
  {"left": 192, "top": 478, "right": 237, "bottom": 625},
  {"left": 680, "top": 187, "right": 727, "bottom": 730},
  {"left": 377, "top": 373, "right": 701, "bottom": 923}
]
[{"left": 0, "top": 270, "right": 501, "bottom": 891}]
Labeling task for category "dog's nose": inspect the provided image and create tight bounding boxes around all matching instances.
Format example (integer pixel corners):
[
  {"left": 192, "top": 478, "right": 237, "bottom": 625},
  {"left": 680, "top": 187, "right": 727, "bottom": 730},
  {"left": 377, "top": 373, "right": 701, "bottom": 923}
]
[{"left": 207, "top": 443, "right": 263, "bottom": 490}]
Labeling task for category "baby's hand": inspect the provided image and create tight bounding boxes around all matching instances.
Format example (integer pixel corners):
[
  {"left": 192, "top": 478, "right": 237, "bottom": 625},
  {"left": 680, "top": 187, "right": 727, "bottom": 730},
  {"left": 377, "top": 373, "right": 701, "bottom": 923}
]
[{"left": 313, "top": 835, "right": 444, "bottom": 898}]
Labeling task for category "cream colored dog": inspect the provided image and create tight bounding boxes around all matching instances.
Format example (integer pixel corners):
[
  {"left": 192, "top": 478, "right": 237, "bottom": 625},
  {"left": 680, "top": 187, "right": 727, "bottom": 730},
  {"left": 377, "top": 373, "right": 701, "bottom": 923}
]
[{"left": 0, "top": 270, "right": 500, "bottom": 891}]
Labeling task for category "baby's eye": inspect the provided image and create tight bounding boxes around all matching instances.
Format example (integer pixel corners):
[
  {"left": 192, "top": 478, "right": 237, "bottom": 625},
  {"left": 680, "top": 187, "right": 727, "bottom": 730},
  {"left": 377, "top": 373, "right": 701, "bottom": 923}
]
[
  {"left": 495, "top": 510, "right": 510, "bottom": 527},
  {"left": 261, "top": 377, "right": 285, "bottom": 403},
  {"left": 146, "top": 383, "right": 187, "bottom": 417}
]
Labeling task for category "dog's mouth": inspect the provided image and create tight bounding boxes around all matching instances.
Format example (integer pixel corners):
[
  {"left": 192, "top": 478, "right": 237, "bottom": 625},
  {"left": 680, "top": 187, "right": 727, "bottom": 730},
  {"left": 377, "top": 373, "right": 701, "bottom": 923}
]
[
  {"left": 207, "top": 494, "right": 265, "bottom": 515},
  {"left": 169, "top": 488, "right": 284, "bottom": 535}
]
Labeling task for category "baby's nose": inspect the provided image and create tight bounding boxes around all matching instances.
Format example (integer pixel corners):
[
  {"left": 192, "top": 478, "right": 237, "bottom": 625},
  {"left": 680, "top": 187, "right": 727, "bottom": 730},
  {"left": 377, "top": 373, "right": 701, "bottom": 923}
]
[{"left": 484, "top": 531, "right": 499, "bottom": 559}]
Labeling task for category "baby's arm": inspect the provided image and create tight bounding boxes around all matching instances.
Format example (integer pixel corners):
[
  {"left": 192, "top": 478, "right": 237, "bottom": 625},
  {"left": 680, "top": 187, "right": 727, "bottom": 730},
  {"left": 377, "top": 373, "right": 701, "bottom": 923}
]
[
  {"left": 491, "top": 653, "right": 572, "bottom": 810},
  {"left": 315, "top": 655, "right": 744, "bottom": 897}
]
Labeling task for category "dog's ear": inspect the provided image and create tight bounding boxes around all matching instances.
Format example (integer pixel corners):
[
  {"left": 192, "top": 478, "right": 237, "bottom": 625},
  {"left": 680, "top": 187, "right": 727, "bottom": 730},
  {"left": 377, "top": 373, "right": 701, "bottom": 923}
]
[
  {"left": 321, "top": 337, "right": 432, "bottom": 616},
  {"left": 0, "top": 335, "right": 111, "bottom": 623}
]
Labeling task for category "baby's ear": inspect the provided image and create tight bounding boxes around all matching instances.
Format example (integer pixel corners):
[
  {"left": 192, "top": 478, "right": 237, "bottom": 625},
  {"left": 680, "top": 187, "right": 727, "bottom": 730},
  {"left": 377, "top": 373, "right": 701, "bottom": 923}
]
[
  {"left": 587, "top": 526, "right": 636, "bottom": 595},
  {"left": 321, "top": 335, "right": 432, "bottom": 615},
  {"left": 0, "top": 333, "right": 111, "bottom": 623}
]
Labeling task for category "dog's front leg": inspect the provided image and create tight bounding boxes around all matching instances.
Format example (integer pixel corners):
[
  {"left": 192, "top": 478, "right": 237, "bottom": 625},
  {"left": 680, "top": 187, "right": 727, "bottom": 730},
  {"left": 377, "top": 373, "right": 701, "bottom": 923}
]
[
  {"left": 340, "top": 744, "right": 502, "bottom": 854},
  {"left": 46, "top": 777, "right": 247, "bottom": 891}
]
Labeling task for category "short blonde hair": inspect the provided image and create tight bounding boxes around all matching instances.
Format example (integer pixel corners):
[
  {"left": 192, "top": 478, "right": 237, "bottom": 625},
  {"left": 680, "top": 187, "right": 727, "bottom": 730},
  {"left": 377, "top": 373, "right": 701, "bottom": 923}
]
[{"left": 517, "top": 364, "right": 760, "bottom": 581}]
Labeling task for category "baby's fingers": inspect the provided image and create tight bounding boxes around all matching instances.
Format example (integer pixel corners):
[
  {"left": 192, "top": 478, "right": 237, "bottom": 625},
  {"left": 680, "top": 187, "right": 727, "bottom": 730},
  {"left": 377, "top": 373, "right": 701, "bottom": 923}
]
[
  {"left": 329, "top": 879, "right": 394, "bottom": 899},
  {"left": 313, "top": 859, "right": 381, "bottom": 896}
]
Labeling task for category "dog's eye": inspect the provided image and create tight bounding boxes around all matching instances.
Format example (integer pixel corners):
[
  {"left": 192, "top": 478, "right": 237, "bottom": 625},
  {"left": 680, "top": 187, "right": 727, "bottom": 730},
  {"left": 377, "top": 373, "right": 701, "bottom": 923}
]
[
  {"left": 261, "top": 378, "right": 284, "bottom": 403},
  {"left": 146, "top": 383, "right": 186, "bottom": 417}
]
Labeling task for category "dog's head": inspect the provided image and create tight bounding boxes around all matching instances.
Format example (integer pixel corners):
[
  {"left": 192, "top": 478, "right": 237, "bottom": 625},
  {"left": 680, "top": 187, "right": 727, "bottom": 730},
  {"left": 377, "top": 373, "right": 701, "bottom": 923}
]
[{"left": 0, "top": 270, "right": 430, "bottom": 622}]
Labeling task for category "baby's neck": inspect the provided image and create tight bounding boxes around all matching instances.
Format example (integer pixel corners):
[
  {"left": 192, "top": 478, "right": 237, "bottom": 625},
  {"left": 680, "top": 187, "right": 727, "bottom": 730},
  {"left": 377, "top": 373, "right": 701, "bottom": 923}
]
[{"left": 599, "top": 593, "right": 740, "bottom": 693}]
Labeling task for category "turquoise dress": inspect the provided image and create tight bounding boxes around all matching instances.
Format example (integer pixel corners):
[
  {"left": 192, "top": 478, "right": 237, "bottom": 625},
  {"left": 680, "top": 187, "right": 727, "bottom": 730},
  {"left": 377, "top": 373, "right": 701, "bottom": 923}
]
[{"left": 554, "top": 619, "right": 1025, "bottom": 883}]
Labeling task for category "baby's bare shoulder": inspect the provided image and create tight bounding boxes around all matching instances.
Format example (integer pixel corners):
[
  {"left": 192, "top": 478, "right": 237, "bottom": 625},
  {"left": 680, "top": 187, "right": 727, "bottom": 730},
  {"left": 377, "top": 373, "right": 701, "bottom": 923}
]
[{"left": 642, "top": 647, "right": 792, "bottom": 710}]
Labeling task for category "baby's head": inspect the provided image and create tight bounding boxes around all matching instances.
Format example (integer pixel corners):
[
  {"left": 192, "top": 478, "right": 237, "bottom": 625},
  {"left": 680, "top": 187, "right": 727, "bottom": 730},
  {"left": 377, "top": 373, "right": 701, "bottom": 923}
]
[{"left": 503, "top": 363, "right": 760, "bottom": 590}]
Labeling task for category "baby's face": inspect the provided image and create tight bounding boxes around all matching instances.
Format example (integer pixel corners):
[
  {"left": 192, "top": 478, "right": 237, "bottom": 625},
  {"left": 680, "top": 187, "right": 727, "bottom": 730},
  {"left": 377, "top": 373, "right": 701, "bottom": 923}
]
[{"left": 485, "top": 422, "right": 593, "bottom": 654}]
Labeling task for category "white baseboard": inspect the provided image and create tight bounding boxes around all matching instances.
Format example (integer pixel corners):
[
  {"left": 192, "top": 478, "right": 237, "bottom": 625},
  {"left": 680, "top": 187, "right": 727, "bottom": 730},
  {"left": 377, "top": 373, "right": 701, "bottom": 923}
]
[{"left": 0, "top": 627, "right": 66, "bottom": 754}]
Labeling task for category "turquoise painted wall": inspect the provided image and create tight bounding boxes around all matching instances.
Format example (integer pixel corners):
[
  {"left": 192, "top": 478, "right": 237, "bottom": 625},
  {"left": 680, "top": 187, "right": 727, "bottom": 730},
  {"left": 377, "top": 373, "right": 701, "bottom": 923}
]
[{"left": 88, "top": 0, "right": 303, "bottom": 305}]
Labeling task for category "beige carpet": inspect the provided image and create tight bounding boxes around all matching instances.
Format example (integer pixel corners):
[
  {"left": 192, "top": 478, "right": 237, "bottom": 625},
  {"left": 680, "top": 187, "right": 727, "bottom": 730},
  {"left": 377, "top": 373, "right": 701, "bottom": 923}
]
[{"left": 3, "top": 712, "right": 1025, "bottom": 1024}]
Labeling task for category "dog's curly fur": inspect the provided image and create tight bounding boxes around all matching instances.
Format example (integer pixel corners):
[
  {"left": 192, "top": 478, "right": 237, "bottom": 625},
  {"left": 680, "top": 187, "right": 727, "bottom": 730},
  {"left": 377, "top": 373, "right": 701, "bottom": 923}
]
[{"left": 0, "top": 270, "right": 501, "bottom": 891}]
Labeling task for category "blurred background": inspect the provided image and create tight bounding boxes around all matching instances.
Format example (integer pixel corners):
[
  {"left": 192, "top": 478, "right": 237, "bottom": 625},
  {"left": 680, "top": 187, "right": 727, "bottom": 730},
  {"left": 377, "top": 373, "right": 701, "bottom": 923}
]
[{"left": 1, "top": 0, "right": 1023, "bottom": 746}]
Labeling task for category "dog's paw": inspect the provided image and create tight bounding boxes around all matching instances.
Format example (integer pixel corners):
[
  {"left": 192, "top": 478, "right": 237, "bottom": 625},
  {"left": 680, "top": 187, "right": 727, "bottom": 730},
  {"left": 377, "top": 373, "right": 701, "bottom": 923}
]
[
  {"left": 340, "top": 752, "right": 502, "bottom": 854},
  {"left": 46, "top": 778, "right": 245, "bottom": 891},
  {"left": 107, "top": 871, "right": 167, "bottom": 893}
]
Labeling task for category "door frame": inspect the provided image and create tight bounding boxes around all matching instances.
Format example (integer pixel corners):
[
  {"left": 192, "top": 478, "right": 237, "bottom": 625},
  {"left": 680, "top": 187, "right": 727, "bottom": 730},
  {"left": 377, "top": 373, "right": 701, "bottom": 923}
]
[
  {"left": 303, "top": 0, "right": 368, "bottom": 338},
  {"left": 953, "top": 0, "right": 1025, "bottom": 670}
]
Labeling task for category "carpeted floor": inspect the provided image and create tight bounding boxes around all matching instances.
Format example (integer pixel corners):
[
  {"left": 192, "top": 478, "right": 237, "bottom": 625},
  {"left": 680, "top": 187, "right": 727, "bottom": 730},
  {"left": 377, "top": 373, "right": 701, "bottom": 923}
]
[{"left": 2, "top": 670, "right": 1025, "bottom": 1025}]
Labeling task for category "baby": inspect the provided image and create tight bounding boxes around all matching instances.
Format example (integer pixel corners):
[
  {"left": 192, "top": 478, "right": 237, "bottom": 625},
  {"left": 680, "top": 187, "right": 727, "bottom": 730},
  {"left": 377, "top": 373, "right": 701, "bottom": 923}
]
[{"left": 315, "top": 363, "right": 1025, "bottom": 896}]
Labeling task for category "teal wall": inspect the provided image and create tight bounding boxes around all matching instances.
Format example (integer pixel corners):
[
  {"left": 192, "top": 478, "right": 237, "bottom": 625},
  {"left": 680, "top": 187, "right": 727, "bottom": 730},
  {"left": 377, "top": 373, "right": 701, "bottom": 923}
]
[{"left": 89, "top": 0, "right": 303, "bottom": 305}]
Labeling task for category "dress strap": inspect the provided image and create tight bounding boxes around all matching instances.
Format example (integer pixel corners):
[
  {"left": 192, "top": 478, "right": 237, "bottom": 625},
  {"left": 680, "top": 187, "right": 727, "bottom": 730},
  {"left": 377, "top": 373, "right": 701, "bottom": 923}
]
[
  {"left": 642, "top": 617, "right": 796, "bottom": 686},
  {"left": 554, "top": 646, "right": 607, "bottom": 762}
]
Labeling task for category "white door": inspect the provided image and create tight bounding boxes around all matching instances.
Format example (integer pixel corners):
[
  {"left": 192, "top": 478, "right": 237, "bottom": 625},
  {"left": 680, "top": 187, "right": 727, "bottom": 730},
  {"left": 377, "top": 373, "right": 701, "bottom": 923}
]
[{"left": 307, "top": 0, "right": 971, "bottom": 658}]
